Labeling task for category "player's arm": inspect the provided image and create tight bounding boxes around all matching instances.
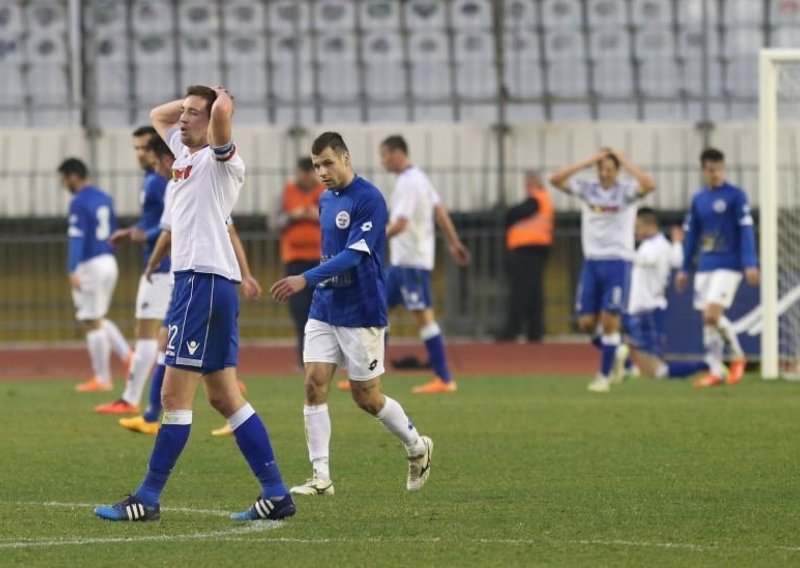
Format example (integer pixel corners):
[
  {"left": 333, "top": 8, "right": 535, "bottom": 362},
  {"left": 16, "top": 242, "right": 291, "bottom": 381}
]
[
  {"left": 66, "top": 203, "right": 85, "bottom": 290},
  {"left": 228, "top": 225, "right": 262, "bottom": 300},
  {"left": 208, "top": 88, "right": 234, "bottom": 158},
  {"left": 675, "top": 201, "right": 699, "bottom": 292},
  {"left": 434, "top": 203, "right": 470, "bottom": 265},
  {"left": 144, "top": 230, "right": 171, "bottom": 282},
  {"left": 737, "top": 192, "right": 760, "bottom": 286},
  {"left": 386, "top": 217, "right": 408, "bottom": 238},
  {"left": 548, "top": 149, "right": 610, "bottom": 192},
  {"left": 669, "top": 225, "right": 685, "bottom": 269},
  {"left": 150, "top": 99, "right": 183, "bottom": 140},
  {"left": 610, "top": 149, "right": 656, "bottom": 196},
  {"left": 270, "top": 249, "right": 365, "bottom": 303}
]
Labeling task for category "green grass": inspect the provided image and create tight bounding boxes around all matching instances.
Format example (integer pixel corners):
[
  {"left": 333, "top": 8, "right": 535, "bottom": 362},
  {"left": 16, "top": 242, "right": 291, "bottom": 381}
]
[{"left": 2, "top": 374, "right": 800, "bottom": 566}]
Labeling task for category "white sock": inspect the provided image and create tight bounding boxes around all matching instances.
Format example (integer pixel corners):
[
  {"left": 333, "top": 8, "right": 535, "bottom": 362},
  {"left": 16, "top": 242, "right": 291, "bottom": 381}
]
[
  {"left": 86, "top": 328, "right": 111, "bottom": 384},
  {"left": 717, "top": 316, "right": 744, "bottom": 359},
  {"left": 375, "top": 396, "right": 424, "bottom": 456},
  {"left": 703, "top": 325, "right": 726, "bottom": 376},
  {"left": 304, "top": 404, "right": 331, "bottom": 480},
  {"left": 121, "top": 339, "right": 158, "bottom": 406},
  {"left": 654, "top": 362, "right": 669, "bottom": 380},
  {"left": 227, "top": 402, "right": 255, "bottom": 430},
  {"left": 101, "top": 319, "right": 130, "bottom": 361},
  {"left": 419, "top": 322, "right": 441, "bottom": 341}
]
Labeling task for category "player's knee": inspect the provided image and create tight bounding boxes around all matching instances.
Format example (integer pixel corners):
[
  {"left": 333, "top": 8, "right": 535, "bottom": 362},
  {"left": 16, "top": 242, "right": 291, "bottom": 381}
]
[
  {"left": 353, "top": 393, "right": 381, "bottom": 415},
  {"left": 304, "top": 377, "right": 328, "bottom": 404},
  {"left": 703, "top": 311, "right": 720, "bottom": 326},
  {"left": 578, "top": 317, "right": 595, "bottom": 334}
]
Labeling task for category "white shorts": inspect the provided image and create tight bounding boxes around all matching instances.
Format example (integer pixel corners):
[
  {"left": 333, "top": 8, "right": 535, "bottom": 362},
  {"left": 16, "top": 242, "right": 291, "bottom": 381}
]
[
  {"left": 303, "top": 318, "right": 386, "bottom": 381},
  {"left": 693, "top": 269, "right": 742, "bottom": 310},
  {"left": 71, "top": 254, "right": 118, "bottom": 321},
  {"left": 134, "top": 272, "right": 174, "bottom": 320}
]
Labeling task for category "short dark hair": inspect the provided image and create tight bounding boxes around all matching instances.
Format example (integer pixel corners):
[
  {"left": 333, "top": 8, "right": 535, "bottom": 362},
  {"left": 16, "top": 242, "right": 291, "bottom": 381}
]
[
  {"left": 700, "top": 148, "right": 724, "bottom": 165},
  {"left": 133, "top": 125, "right": 157, "bottom": 138},
  {"left": 148, "top": 135, "right": 174, "bottom": 159},
  {"left": 311, "top": 132, "right": 349, "bottom": 156},
  {"left": 381, "top": 135, "right": 408, "bottom": 155},
  {"left": 599, "top": 153, "right": 620, "bottom": 169},
  {"left": 185, "top": 85, "right": 217, "bottom": 117},
  {"left": 297, "top": 156, "right": 314, "bottom": 172},
  {"left": 637, "top": 207, "right": 659, "bottom": 225},
  {"left": 57, "top": 158, "right": 89, "bottom": 179}
]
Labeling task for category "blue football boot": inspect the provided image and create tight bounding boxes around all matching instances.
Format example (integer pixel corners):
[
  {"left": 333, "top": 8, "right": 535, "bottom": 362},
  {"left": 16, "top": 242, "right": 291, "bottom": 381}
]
[
  {"left": 94, "top": 494, "right": 160, "bottom": 521},
  {"left": 231, "top": 494, "right": 296, "bottom": 521}
]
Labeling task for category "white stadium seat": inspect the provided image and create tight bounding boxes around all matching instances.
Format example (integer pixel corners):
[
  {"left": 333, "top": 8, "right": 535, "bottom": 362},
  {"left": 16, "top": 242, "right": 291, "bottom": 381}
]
[
  {"left": 315, "top": 34, "right": 358, "bottom": 102},
  {"left": 451, "top": 0, "right": 492, "bottom": 29},
  {"left": 405, "top": 0, "right": 446, "bottom": 29},
  {"left": 593, "top": 60, "right": 634, "bottom": 97},
  {"left": 547, "top": 61, "right": 588, "bottom": 96},
  {"left": 724, "top": 27, "right": 764, "bottom": 57},
  {"left": 587, "top": 0, "right": 628, "bottom": 28},
  {"left": 132, "top": 0, "right": 172, "bottom": 33},
  {"left": 504, "top": 0, "right": 538, "bottom": 28},
  {"left": 678, "top": 27, "right": 720, "bottom": 58},
  {"left": 409, "top": 32, "right": 450, "bottom": 99},
  {"left": 769, "top": 0, "right": 800, "bottom": 26},
  {"left": 269, "top": 0, "right": 310, "bottom": 31},
  {"left": 634, "top": 29, "right": 674, "bottom": 59},
  {"left": 639, "top": 58, "right": 680, "bottom": 96},
  {"left": 313, "top": 0, "right": 356, "bottom": 31},
  {"left": 0, "top": 3, "right": 22, "bottom": 34},
  {"left": 545, "top": 29, "right": 584, "bottom": 61},
  {"left": 454, "top": 31, "right": 494, "bottom": 62},
  {"left": 542, "top": 0, "right": 581, "bottom": 28},
  {"left": 725, "top": 55, "right": 758, "bottom": 97},
  {"left": 178, "top": 1, "right": 218, "bottom": 31},
  {"left": 358, "top": 0, "right": 400, "bottom": 30},
  {"left": 724, "top": 0, "right": 765, "bottom": 26},
  {"left": 589, "top": 29, "right": 630, "bottom": 61},
  {"left": 631, "top": 0, "right": 672, "bottom": 27},
  {"left": 683, "top": 57, "right": 723, "bottom": 96},
  {"left": 223, "top": 1, "right": 265, "bottom": 31},
  {"left": 26, "top": 1, "right": 66, "bottom": 34}
]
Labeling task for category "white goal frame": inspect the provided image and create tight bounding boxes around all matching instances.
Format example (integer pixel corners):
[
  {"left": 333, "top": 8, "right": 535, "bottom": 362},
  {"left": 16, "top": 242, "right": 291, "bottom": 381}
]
[{"left": 759, "top": 49, "right": 800, "bottom": 379}]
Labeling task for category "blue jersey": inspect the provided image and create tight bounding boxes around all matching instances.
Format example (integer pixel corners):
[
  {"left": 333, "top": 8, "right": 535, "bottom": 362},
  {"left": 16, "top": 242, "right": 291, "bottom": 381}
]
[
  {"left": 135, "top": 171, "right": 170, "bottom": 273},
  {"left": 682, "top": 182, "right": 757, "bottom": 272},
  {"left": 308, "top": 175, "right": 389, "bottom": 327},
  {"left": 67, "top": 185, "right": 116, "bottom": 272}
]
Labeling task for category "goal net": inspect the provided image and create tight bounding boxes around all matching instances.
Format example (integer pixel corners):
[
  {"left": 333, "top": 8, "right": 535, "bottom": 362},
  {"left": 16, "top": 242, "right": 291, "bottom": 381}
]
[{"left": 760, "top": 50, "right": 800, "bottom": 379}]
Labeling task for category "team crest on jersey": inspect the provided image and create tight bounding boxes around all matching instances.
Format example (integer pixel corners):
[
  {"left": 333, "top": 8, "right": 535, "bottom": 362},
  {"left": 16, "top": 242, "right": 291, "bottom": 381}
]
[
  {"left": 336, "top": 210, "right": 351, "bottom": 229},
  {"left": 713, "top": 199, "right": 727, "bottom": 213},
  {"left": 172, "top": 165, "right": 193, "bottom": 182}
]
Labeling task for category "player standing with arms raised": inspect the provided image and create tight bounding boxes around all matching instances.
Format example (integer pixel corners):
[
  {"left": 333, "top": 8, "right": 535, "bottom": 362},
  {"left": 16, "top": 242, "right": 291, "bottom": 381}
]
[
  {"left": 550, "top": 148, "right": 656, "bottom": 393},
  {"left": 271, "top": 132, "right": 433, "bottom": 496},
  {"left": 675, "top": 149, "right": 759, "bottom": 388},
  {"left": 59, "top": 158, "right": 130, "bottom": 393},
  {"left": 95, "top": 85, "right": 294, "bottom": 522}
]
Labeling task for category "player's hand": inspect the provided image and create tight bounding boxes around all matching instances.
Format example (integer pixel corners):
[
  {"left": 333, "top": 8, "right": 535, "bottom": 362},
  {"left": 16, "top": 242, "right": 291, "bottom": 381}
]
[
  {"left": 675, "top": 270, "right": 689, "bottom": 293},
  {"left": 109, "top": 228, "right": 131, "bottom": 245},
  {"left": 144, "top": 263, "right": 156, "bottom": 283},
  {"left": 241, "top": 275, "right": 262, "bottom": 301},
  {"left": 270, "top": 275, "right": 307, "bottom": 303},
  {"left": 129, "top": 228, "right": 147, "bottom": 244},
  {"left": 449, "top": 241, "right": 471, "bottom": 266},
  {"left": 69, "top": 273, "right": 81, "bottom": 291},
  {"left": 213, "top": 86, "right": 234, "bottom": 101},
  {"left": 670, "top": 224, "right": 685, "bottom": 243},
  {"left": 745, "top": 267, "right": 760, "bottom": 286}
]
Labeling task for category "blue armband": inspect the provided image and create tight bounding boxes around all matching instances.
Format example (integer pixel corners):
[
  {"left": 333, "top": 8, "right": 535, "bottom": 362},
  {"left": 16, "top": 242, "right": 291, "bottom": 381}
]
[
  {"left": 211, "top": 141, "right": 235, "bottom": 161},
  {"left": 303, "top": 249, "right": 364, "bottom": 288}
]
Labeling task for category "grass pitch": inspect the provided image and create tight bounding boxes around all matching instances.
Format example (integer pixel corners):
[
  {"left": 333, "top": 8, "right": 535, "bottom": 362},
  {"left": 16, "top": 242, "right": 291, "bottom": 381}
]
[{"left": 1, "top": 373, "right": 799, "bottom": 567}]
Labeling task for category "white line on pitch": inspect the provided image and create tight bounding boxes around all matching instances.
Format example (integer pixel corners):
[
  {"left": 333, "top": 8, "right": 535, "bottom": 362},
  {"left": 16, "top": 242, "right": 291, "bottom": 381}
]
[{"left": 8, "top": 500, "right": 231, "bottom": 518}]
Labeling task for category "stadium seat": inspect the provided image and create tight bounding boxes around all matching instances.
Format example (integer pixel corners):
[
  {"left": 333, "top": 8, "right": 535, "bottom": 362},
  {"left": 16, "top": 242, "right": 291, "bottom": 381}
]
[
  {"left": 178, "top": 1, "right": 217, "bottom": 31},
  {"left": 358, "top": 0, "right": 399, "bottom": 30},
  {"left": 634, "top": 29, "right": 674, "bottom": 59},
  {"left": 587, "top": 0, "right": 628, "bottom": 27},
  {"left": 132, "top": 0, "right": 173, "bottom": 32},
  {"left": 409, "top": 32, "right": 450, "bottom": 99},
  {"left": 222, "top": 1, "right": 265, "bottom": 31},
  {"left": 27, "top": 33, "right": 67, "bottom": 64},
  {"left": 503, "top": 0, "right": 537, "bottom": 27},
  {"left": 547, "top": 61, "right": 588, "bottom": 97},
  {"left": 313, "top": 0, "right": 355, "bottom": 31},
  {"left": 769, "top": 0, "right": 800, "bottom": 26},
  {"left": 639, "top": 58, "right": 680, "bottom": 96},
  {"left": 683, "top": 57, "right": 723, "bottom": 96},
  {"left": 269, "top": 0, "right": 310, "bottom": 31},
  {"left": 451, "top": 0, "right": 492, "bottom": 29},
  {"left": 315, "top": 34, "right": 358, "bottom": 102},
  {"left": 631, "top": 0, "right": 672, "bottom": 26},
  {"left": 545, "top": 29, "right": 585, "bottom": 61},
  {"left": 589, "top": 29, "right": 630, "bottom": 61},
  {"left": 0, "top": 3, "right": 22, "bottom": 34},
  {"left": 92, "top": 1, "right": 125, "bottom": 31},
  {"left": 270, "top": 33, "right": 311, "bottom": 64},
  {"left": 592, "top": 60, "right": 634, "bottom": 97},
  {"left": 0, "top": 65, "right": 25, "bottom": 106},
  {"left": 271, "top": 62, "right": 314, "bottom": 102},
  {"left": 133, "top": 34, "right": 177, "bottom": 102},
  {"left": 405, "top": 0, "right": 446, "bottom": 29},
  {"left": 25, "top": 1, "right": 66, "bottom": 34},
  {"left": 365, "top": 61, "right": 406, "bottom": 102},
  {"left": 724, "top": 0, "right": 765, "bottom": 26},
  {"left": 724, "top": 27, "right": 763, "bottom": 57},
  {"left": 504, "top": 31, "right": 543, "bottom": 98},
  {"left": 677, "top": 0, "right": 719, "bottom": 25},
  {"left": 454, "top": 30, "right": 494, "bottom": 61},
  {"left": 725, "top": 55, "right": 758, "bottom": 98},
  {"left": 457, "top": 61, "right": 498, "bottom": 99},
  {"left": 678, "top": 27, "right": 720, "bottom": 58},
  {"left": 772, "top": 25, "right": 800, "bottom": 47},
  {"left": 541, "top": 0, "right": 581, "bottom": 28}
]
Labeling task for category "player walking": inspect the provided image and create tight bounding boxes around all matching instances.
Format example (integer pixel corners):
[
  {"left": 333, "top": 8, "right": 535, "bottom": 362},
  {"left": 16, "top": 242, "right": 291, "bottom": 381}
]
[
  {"left": 271, "top": 132, "right": 433, "bottom": 496},
  {"left": 95, "top": 85, "right": 294, "bottom": 522},
  {"left": 58, "top": 158, "right": 131, "bottom": 393},
  {"left": 550, "top": 148, "right": 656, "bottom": 393},
  {"left": 675, "top": 149, "right": 759, "bottom": 388}
]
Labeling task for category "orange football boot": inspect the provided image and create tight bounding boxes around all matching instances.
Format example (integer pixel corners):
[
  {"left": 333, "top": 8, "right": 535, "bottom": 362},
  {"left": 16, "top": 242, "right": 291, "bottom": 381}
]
[
  {"left": 75, "top": 377, "right": 113, "bottom": 393},
  {"left": 337, "top": 380, "right": 351, "bottom": 392},
  {"left": 693, "top": 373, "right": 724, "bottom": 389},
  {"left": 412, "top": 378, "right": 457, "bottom": 394},
  {"left": 727, "top": 359, "right": 746, "bottom": 386},
  {"left": 95, "top": 399, "right": 140, "bottom": 414}
]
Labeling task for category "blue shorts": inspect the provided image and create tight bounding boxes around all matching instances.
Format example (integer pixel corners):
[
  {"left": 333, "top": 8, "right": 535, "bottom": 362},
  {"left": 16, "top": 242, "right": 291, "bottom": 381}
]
[
  {"left": 164, "top": 271, "right": 239, "bottom": 374},
  {"left": 575, "top": 259, "right": 631, "bottom": 316},
  {"left": 623, "top": 308, "right": 666, "bottom": 357},
  {"left": 386, "top": 266, "right": 432, "bottom": 311}
]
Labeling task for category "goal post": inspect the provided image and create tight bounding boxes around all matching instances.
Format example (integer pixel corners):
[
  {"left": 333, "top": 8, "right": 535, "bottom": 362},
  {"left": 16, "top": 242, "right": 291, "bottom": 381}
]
[{"left": 759, "top": 49, "right": 800, "bottom": 379}]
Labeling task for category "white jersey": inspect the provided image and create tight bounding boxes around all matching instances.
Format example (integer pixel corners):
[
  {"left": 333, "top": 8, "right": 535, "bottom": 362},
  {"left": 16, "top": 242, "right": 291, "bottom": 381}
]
[
  {"left": 389, "top": 165, "right": 441, "bottom": 270},
  {"left": 627, "top": 232, "right": 683, "bottom": 314},
  {"left": 162, "top": 127, "right": 244, "bottom": 281},
  {"left": 569, "top": 178, "right": 640, "bottom": 261},
  {"left": 159, "top": 179, "right": 176, "bottom": 230}
]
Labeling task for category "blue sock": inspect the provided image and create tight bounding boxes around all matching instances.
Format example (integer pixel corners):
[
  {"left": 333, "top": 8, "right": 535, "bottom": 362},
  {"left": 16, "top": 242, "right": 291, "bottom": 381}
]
[
  {"left": 229, "top": 404, "right": 287, "bottom": 498},
  {"left": 142, "top": 363, "right": 165, "bottom": 423},
  {"left": 667, "top": 360, "right": 709, "bottom": 379},
  {"left": 134, "top": 410, "right": 192, "bottom": 507},
  {"left": 599, "top": 333, "right": 621, "bottom": 377},
  {"left": 421, "top": 323, "right": 451, "bottom": 383}
]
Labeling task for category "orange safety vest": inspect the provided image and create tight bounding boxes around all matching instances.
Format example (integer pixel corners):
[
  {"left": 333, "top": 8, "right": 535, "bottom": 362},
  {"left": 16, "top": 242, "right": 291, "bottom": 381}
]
[
  {"left": 280, "top": 181, "right": 325, "bottom": 264},
  {"left": 506, "top": 186, "right": 554, "bottom": 249}
]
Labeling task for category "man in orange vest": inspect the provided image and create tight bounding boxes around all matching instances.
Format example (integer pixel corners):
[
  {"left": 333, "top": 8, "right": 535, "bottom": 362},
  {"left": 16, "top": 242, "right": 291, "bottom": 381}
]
[
  {"left": 497, "top": 171, "right": 554, "bottom": 342},
  {"left": 277, "top": 157, "right": 325, "bottom": 366}
]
